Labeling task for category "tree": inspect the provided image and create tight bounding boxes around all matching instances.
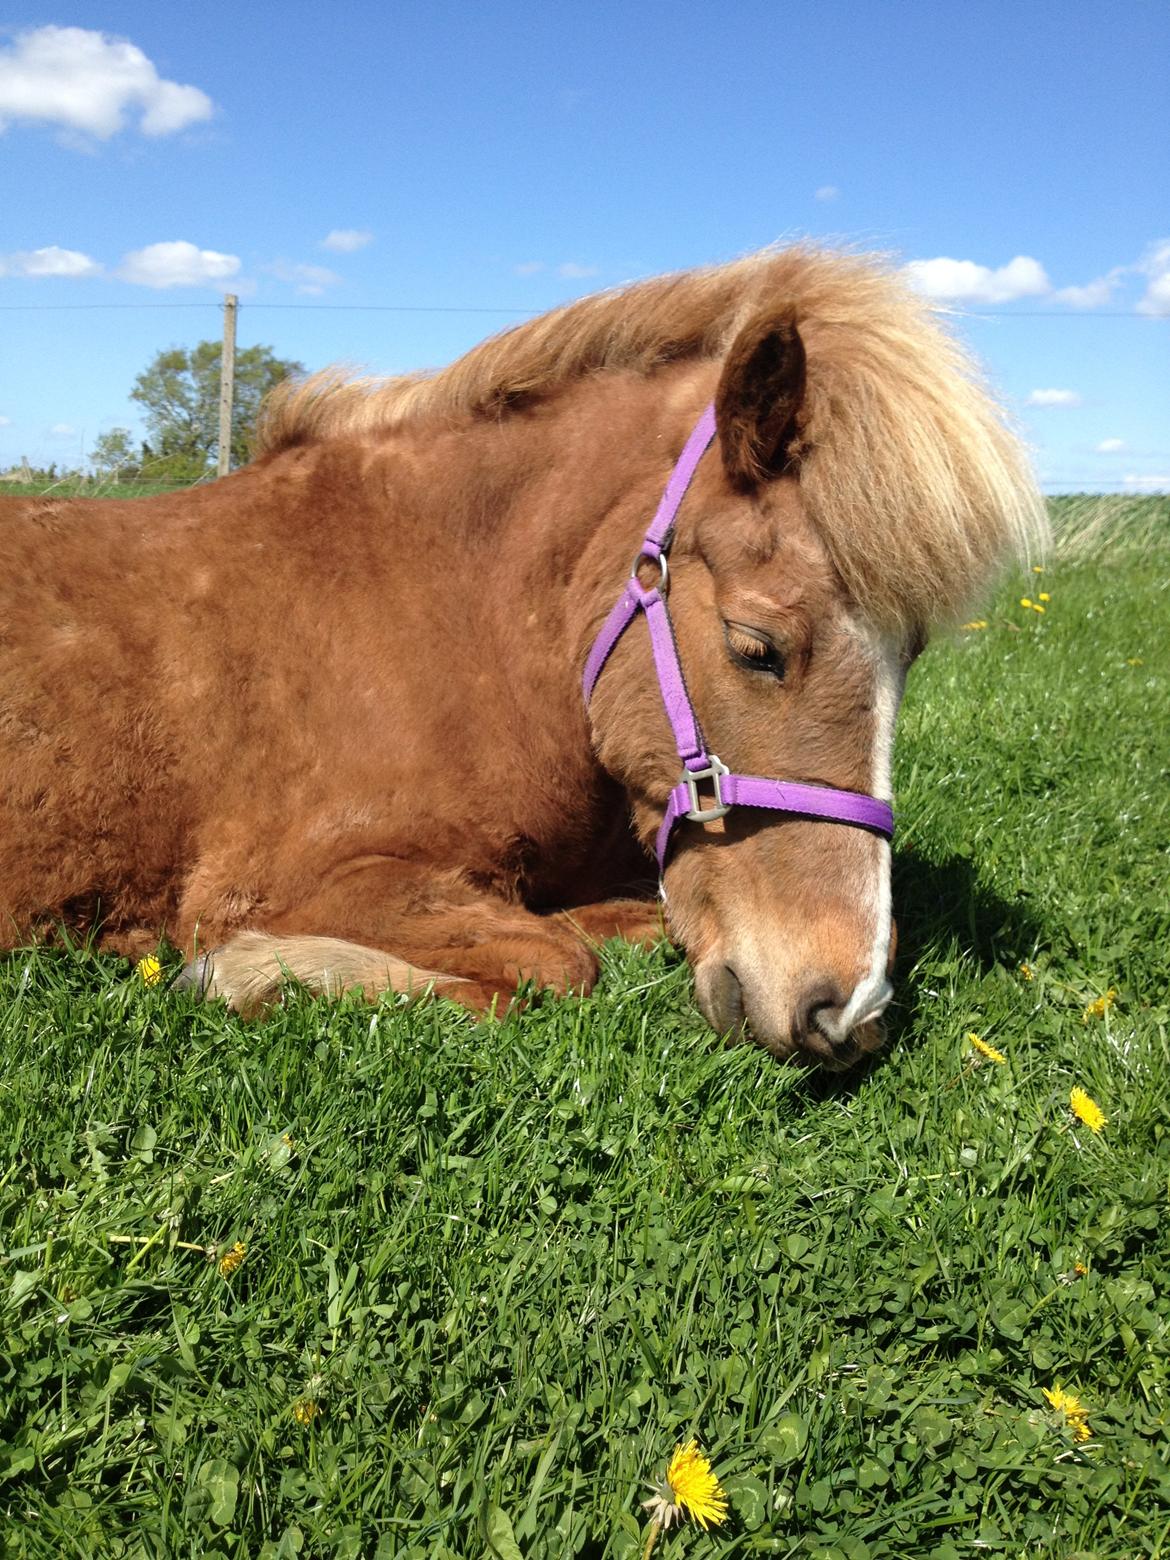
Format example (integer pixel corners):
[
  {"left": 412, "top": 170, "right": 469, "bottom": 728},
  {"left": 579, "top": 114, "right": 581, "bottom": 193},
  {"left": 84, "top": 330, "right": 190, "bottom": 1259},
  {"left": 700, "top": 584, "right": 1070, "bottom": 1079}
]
[
  {"left": 90, "top": 427, "right": 138, "bottom": 481},
  {"left": 130, "top": 340, "right": 303, "bottom": 476}
]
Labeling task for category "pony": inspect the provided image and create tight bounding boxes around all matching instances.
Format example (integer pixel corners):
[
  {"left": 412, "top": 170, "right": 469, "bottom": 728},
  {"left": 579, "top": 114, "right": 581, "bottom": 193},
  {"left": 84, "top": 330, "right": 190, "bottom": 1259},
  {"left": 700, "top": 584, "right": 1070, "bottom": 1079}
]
[{"left": 0, "top": 246, "right": 1045, "bottom": 1066}]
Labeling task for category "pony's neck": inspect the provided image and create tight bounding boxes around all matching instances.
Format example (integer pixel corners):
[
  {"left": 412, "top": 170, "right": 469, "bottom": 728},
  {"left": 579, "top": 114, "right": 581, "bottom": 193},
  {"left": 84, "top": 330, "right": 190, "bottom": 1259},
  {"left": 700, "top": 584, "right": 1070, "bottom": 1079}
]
[{"left": 379, "top": 364, "right": 717, "bottom": 896}]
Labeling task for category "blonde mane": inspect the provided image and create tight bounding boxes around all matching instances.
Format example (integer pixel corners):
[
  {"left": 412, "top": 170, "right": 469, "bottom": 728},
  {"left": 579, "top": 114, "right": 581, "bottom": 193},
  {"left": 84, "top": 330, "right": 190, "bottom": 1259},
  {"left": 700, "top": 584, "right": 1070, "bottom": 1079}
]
[{"left": 256, "top": 246, "right": 1047, "bottom": 627}]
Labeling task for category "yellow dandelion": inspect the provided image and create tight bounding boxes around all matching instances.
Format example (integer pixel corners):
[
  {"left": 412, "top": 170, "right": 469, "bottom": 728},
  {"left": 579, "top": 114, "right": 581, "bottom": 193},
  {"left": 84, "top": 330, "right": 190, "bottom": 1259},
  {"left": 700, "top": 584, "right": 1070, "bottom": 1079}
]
[
  {"left": 1032, "top": 565, "right": 1044, "bottom": 573},
  {"left": 1069, "top": 1087, "right": 1107, "bottom": 1134},
  {"left": 642, "top": 1439, "right": 728, "bottom": 1537},
  {"left": 1032, "top": 603, "right": 1046, "bottom": 614},
  {"left": 1074, "top": 1262, "right": 1088, "bottom": 1276},
  {"left": 961, "top": 619, "right": 988, "bottom": 630},
  {"left": 1082, "top": 988, "right": 1117, "bottom": 1022},
  {"left": 1042, "top": 1385, "right": 1091, "bottom": 1442},
  {"left": 1038, "top": 592, "right": 1050, "bottom": 602},
  {"left": 292, "top": 1398, "right": 320, "bottom": 1426},
  {"left": 1019, "top": 961, "right": 1035, "bottom": 981},
  {"left": 218, "top": 1240, "right": 246, "bottom": 1278},
  {"left": 137, "top": 954, "right": 163, "bottom": 987},
  {"left": 967, "top": 1032, "right": 1006, "bottom": 1065},
  {"left": 1020, "top": 597, "right": 1033, "bottom": 608}
]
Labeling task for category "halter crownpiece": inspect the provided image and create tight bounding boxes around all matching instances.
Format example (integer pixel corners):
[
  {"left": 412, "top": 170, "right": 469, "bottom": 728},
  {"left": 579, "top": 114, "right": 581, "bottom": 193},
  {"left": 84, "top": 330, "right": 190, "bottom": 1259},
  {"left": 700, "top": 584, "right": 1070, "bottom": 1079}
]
[{"left": 582, "top": 402, "right": 895, "bottom": 873}]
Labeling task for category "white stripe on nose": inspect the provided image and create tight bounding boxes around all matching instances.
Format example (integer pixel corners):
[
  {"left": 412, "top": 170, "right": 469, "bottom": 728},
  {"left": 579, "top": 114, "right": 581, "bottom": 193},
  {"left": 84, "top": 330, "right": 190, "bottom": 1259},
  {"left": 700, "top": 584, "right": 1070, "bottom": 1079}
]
[{"left": 820, "top": 629, "right": 904, "bottom": 1042}]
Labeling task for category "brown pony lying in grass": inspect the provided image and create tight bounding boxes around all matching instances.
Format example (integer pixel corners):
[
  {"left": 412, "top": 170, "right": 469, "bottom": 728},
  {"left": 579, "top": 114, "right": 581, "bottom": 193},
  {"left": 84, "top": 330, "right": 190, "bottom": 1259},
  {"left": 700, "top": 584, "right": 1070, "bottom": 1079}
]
[{"left": 0, "top": 247, "right": 1044, "bottom": 1066}]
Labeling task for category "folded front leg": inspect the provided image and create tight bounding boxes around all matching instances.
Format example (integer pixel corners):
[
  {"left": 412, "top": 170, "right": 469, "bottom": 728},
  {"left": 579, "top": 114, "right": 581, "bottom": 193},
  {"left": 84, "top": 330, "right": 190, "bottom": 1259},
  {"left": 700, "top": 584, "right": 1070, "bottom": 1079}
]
[{"left": 175, "top": 858, "right": 601, "bottom": 1016}]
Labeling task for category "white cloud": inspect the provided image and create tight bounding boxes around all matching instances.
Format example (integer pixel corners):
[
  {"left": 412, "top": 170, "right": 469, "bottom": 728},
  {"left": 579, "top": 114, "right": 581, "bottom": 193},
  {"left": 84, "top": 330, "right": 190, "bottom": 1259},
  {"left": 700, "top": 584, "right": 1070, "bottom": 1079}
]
[
  {"left": 48, "top": 422, "right": 76, "bottom": 436},
  {"left": 0, "top": 25, "right": 214, "bottom": 141},
  {"left": 267, "top": 260, "right": 342, "bottom": 296},
  {"left": 1096, "top": 438, "right": 1126, "bottom": 453},
  {"left": 0, "top": 245, "right": 101, "bottom": 278},
  {"left": 320, "top": 229, "right": 373, "bottom": 253},
  {"left": 1123, "top": 473, "right": 1170, "bottom": 489},
  {"left": 905, "top": 254, "right": 1050, "bottom": 303},
  {"left": 1136, "top": 239, "right": 1170, "bottom": 316},
  {"left": 118, "top": 240, "right": 239, "bottom": 289},
  {"left": 814, "top": 185, "right": 839, "bottom": 202},
  {"left": 557, "top": 262, "right": 598, "bottom": 279},
  {"left": 514, "top": 261, "right": 544, "bottom": 276},
  {"left": 1026, "top": 388, "right": 1082, "bottom": 408},
  {"left": 0, "top": 415, "right": 11, "bottom": 427},
  {"left": 1053, "top": 270, "right": 1123, "bottom": 308}
]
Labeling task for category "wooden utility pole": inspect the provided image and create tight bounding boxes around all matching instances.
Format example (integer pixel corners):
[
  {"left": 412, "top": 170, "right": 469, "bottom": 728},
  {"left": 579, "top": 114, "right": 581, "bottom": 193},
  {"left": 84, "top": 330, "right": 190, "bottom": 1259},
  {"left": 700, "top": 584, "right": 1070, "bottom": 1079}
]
[{"left": 217, "top": 293, "right": 238, "bottom": 478}]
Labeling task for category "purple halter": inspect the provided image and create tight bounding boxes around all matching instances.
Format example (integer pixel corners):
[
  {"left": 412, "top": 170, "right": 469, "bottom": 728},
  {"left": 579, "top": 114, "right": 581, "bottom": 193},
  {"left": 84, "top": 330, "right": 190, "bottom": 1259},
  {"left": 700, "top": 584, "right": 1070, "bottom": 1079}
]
[{"left": 582, "top": 402, "right": 895, "bottom": 873}]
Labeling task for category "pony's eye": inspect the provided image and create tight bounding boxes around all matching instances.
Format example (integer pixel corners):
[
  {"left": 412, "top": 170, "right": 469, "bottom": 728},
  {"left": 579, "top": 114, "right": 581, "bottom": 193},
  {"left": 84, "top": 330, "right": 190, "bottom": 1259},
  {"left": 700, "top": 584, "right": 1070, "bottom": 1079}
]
[{"left": 725, "top": 623, "right": 785, "bottom": 679}]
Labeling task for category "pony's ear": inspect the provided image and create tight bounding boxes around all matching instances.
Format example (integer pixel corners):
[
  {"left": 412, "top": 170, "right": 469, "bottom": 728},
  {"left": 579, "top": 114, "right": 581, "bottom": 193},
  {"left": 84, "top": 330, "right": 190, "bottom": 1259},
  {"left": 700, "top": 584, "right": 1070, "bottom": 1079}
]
[{"left": 715, "top": 312, "right": 806, "bottom": 489}]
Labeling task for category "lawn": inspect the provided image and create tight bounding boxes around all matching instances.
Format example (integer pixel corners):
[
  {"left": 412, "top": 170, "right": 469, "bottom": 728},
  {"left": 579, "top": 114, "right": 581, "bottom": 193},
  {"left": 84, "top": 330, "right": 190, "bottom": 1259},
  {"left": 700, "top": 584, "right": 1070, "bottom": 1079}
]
[{"left": 1, "top": 498, "right": 1167, "bottom": 1560}]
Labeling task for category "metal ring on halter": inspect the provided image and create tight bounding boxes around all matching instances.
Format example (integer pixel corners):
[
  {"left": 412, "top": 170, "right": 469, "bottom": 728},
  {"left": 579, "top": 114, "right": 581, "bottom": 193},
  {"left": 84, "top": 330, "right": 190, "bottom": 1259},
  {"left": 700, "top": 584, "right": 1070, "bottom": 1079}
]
[{"left": 630, "top": 549, "right": 668, "bottom": 591}]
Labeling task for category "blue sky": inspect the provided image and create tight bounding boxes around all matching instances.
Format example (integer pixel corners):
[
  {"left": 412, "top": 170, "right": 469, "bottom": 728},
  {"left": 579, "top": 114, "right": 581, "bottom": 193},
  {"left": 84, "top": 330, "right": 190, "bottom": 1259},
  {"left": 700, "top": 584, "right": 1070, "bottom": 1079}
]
[{"left": 1, "top": 0, "right": 1167, "bottom": 489}]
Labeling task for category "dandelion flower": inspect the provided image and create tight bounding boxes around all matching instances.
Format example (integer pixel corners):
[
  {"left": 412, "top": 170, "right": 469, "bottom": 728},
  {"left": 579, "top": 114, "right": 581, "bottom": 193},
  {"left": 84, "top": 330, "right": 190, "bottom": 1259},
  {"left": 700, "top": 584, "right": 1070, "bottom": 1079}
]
[
  {"left": 1020, "top": 597, "right": 1033, "bottom": 608},
  {"left": 292, "top": 1398, "right": 320, "bottom": 1426},
  {"left": 218, "top": 1240, "right": 246, "bottom": 1278},
  {"left": 967, "top": 1032, "right": 1006, "bottom": 1065},
  {"left": 1038, "top": 593, "right": 1050, "bottom": 602},
  {"left": 1042, "top": 1385, "right": 1091, "bottom": 1442},
  {"left": 1032, "top": 565, "right": 1044, "bottom": 574},
  {"left": 1082, "top": 988, "right": 1117, "bottom": 1021},
  {"left": 1032, "top": 603, "right": 1046, "bottom": 613},
  {"left": 137, "top": 954, "right": 163, "bottom": 987},
  {"left": 642, "top": 1439, "right": 729, "bottom": 1534},
  {"left": 961, "top": 619, "right": 988, "bottom": 630},
  {"left": 1069, "top": 1087, "right": 1107, "bottom": 1133},
  {"left": 1019, "top": 961, "right": 1035, "bottom": 982}
]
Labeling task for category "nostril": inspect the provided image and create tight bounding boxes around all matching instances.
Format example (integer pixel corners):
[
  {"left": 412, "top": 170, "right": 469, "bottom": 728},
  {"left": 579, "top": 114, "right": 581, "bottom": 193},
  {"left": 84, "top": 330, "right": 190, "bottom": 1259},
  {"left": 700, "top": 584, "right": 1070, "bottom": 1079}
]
[
  {"left": 796, "top": 980, "right": 848, "bottom": 1044},
  {"left": 698, "top": 961, "right": 745, "bottom": 1037},
  {"left": 718, "top": 964, "right": 745, "bottom": 1031}
]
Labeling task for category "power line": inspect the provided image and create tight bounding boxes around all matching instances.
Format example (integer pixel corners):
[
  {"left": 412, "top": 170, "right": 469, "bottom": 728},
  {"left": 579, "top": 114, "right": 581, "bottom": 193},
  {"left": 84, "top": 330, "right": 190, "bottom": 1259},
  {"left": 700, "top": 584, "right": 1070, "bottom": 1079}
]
[
  {"left": 0, "top": 299, "right": 1163, "bottom": 318},
  {"left": 0, "top": 301, "right": 539, "bottom": 314}
]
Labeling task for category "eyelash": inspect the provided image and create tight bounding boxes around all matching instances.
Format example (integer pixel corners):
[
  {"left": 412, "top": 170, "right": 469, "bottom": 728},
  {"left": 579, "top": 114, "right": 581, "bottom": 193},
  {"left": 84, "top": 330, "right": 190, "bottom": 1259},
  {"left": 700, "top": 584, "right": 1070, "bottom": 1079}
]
[{"left": 725, "top": 624, "right": 786, "bottom": 680}]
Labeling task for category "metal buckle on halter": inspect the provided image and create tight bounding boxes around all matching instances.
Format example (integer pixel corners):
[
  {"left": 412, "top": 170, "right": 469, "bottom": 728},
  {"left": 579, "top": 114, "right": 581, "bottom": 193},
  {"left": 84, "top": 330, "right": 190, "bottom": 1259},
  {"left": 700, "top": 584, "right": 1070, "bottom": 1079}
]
[
  {"left": 630, "top": 548, "right": 668, "bottom": 591},
  {"left": 682, "top": 755, "right": 731, "bottom": 822}
]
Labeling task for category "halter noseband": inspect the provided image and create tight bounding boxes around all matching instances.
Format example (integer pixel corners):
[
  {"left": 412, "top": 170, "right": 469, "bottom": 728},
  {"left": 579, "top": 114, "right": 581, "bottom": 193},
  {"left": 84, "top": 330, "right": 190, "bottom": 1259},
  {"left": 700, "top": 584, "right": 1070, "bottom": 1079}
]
[{"left": 582, "top": 402, "right": 895, "bottom": 873}]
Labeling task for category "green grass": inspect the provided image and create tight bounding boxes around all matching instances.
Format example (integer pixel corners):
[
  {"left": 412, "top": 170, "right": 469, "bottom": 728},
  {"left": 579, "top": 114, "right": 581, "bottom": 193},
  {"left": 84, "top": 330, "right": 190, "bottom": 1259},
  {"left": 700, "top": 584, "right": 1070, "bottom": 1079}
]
[
  {"left": 2, "top": 499, "right": 1168, "bottom": 1560},
  {"left": 0, "top": 478, "right": 195, "bottom": 499}
]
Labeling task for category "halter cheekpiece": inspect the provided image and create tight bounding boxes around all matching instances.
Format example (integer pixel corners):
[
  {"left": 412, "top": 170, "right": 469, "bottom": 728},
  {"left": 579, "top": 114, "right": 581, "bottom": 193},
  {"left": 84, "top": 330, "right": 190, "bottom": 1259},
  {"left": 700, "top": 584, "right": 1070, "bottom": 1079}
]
[{"left": 582, "top": 402, "right": 895, "bottom": 872}]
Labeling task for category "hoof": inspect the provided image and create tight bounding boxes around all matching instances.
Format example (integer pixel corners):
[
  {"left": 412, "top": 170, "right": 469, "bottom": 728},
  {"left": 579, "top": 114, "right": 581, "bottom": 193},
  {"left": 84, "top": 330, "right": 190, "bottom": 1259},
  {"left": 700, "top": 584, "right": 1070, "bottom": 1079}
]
[{"left": 172, "top": 951, "right": 214, "bottom": 998}]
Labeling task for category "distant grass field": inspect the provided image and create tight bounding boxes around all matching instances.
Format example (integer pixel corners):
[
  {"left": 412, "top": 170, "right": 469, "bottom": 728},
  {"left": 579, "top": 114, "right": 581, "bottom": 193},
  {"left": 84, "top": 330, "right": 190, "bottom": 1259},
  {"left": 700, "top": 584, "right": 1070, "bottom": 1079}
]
[
  {"left": 0, "top": 478, "right": 195, "bottom": 500},
  {"left": 1, "top": 497, "right": 1167, "bottom": 1560}
]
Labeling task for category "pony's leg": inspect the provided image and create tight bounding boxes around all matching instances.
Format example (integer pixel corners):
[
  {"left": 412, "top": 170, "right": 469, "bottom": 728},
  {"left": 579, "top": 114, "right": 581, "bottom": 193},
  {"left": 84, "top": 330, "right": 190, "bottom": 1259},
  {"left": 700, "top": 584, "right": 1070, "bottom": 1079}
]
[
  {"left": 175, "top": 864, "right": 601, "bottom": 1016},
  {"left": 174, "top": 931, "right": 496, "bottom": 1018},
  {"left": 557, "top": 897, "right": 668, "bottom": 950}
]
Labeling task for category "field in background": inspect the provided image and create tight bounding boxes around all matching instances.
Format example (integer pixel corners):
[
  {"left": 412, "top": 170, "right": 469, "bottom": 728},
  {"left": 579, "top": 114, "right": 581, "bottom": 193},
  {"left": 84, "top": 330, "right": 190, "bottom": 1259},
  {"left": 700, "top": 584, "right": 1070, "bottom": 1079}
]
[
  {"left": 0, "top": 497, "right": 1167, "bottom": 1558},
  {"left": 0, "top": 478, "right": 194, "bottom": 500}
]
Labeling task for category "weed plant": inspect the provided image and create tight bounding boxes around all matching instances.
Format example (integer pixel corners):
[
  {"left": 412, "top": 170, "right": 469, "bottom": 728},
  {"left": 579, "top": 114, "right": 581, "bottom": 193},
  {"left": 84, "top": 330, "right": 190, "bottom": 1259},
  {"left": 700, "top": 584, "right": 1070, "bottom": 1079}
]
[{"left": 1, "top": 500, "right": 1167, "bottom": 1558}]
